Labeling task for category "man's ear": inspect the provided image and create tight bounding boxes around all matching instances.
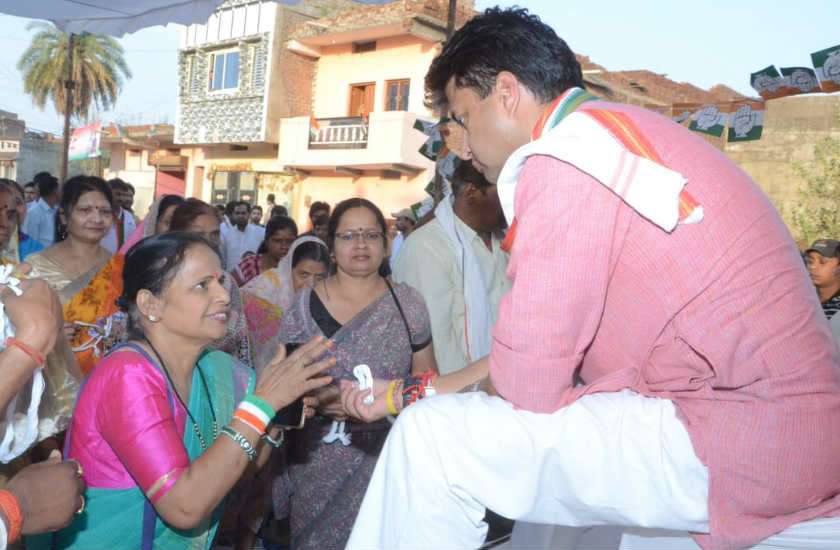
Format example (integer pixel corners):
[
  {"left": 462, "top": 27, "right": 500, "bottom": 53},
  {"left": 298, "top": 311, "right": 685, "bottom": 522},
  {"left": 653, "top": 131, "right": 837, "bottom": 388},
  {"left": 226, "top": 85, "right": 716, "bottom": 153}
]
[{"left": 495, "top": 71, "right": 522, "bottom": 119}]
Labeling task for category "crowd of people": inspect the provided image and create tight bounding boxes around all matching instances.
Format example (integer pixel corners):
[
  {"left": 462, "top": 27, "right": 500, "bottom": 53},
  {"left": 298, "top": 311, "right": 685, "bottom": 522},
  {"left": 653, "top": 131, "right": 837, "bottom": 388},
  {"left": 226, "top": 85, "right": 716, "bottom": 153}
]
[{"left": 0, "top": 6, "right": 837, "bottom": 550}]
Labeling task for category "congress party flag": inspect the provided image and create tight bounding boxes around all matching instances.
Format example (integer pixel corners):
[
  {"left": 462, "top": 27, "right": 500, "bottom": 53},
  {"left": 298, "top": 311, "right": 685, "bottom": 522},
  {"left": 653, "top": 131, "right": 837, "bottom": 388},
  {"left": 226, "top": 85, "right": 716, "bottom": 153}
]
[
  {"left": 750, "top": 66, "right": 786, "bottom": 100},
  {"left": 811, "top": 44, "right": 840, "bottom": 93},
  {"left": 727, "top": 102, "right": 764, "bottom": 143},
  {"left": 68, "top": 122, "right": 102, "bottom": 161},
  {"left": 689, "top": 104, "right": 727, "bottom": 137},
  {"left": 671, "top": 103, "right": 699, "bottom": 126},
  {"left": 779, "top": 67, "right": 821, "bottom": 95}
]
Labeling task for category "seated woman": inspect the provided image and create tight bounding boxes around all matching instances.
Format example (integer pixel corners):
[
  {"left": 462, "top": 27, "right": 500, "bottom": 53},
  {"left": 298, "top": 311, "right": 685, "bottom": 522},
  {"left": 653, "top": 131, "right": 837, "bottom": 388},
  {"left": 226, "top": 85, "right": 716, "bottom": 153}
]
[
  {"left": 232, "top": 216, "right": 298, "bottom": 288},
  {"left": 242, "top": 236, "right": 329, "bottom": 370},
  {"left": 29, "top": 232, "right": 334, "bottom": 549},
  {"left": 275, "top": 198, "right": 437, "bottom": 550},
  {"left": 170, "top": 199, "right": 255, "bottom": 369}
]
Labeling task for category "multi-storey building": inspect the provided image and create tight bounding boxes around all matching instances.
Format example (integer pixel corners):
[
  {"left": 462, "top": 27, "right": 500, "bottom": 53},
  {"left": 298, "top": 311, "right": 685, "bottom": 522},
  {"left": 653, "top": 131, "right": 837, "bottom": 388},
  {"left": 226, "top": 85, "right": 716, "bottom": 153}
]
[
  {"left": 0, "top": 111, "right": 25, "bottom": 180},
  {"left": 276, "top": 0, "right": 474, "bottom": 222},
  {"left": 175, "top": 0, "right": 324, "bottom": 214},
  {"left": 173, "top": 0, "right": 474, "bottom": 226}
]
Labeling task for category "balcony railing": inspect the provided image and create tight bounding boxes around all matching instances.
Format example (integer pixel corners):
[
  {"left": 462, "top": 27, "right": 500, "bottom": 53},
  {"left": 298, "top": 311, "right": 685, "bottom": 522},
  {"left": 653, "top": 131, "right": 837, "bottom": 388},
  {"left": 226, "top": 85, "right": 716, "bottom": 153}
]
[{"left": 309, "top": 116, "right": 368, "bottom": 150}]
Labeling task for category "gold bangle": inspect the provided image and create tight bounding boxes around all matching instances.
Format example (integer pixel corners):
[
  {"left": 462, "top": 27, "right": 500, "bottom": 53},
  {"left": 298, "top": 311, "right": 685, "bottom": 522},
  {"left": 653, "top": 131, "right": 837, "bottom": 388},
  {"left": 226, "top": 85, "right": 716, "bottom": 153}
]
[{"left": 385, "top": 379, "right": 399, "bottom": 416}]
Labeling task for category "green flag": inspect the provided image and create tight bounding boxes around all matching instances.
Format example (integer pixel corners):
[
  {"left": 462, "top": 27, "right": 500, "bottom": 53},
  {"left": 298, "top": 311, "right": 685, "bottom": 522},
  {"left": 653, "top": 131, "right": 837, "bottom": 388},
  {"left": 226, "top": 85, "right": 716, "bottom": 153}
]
[
  {"left": 780, "top": 67, "right": 821, "bottom": 95},
  {"left": 727, "top": 102, "right": 764, "bottom": 143},
  {"left": 811, "top": 44, "right": 840, "bottom": 93},
  {"left": 750, "top": 66, "right": 785, "bottom": 100},
  {"left": 689, "top": 104, "right": 727, "bottom": 137}
]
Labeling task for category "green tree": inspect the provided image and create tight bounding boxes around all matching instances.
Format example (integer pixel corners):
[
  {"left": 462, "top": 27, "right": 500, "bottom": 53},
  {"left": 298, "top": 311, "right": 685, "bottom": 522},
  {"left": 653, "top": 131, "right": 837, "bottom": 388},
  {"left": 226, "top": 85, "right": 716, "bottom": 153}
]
[
  {"left": 788, "top": 113, "right": 840, "bottom": 244},
  {"left": 17, "top": 23, "right": 131, "bottom": 119}
]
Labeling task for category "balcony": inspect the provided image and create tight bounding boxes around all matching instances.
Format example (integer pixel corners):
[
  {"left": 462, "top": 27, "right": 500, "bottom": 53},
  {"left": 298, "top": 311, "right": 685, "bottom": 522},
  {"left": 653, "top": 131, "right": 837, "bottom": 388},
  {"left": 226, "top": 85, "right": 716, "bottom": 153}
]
[
  {"left": 309, "top": 117, "right": 368, "bottom": 150},
  {"left": 279, "top": 111, "right": 434, "bottom": 175}
]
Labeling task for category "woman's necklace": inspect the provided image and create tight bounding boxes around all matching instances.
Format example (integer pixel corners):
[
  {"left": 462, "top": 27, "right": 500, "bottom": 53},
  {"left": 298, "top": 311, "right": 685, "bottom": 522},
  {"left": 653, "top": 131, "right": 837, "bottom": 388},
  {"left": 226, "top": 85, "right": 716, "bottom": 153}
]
[{"left": 143, "top": 338, "right": 218, "bottom": 451}]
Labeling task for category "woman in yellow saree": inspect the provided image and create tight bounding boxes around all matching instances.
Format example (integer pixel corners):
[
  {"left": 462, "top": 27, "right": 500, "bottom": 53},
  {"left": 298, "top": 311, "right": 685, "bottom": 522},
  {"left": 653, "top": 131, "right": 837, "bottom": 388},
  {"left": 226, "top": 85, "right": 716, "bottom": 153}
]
[{"left": 24, "top": 176, "right": 116, "bottom": 438}]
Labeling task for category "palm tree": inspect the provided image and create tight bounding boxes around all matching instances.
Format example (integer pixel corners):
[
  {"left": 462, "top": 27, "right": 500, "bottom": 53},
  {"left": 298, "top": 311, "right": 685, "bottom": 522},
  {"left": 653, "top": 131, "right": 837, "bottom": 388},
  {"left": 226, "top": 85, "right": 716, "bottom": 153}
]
[
  {"left": 17, "top": 23, "right": 131, "bottom": 119},
  {"left": 17, "top": 23, "right": 131, "bottom": 181}
]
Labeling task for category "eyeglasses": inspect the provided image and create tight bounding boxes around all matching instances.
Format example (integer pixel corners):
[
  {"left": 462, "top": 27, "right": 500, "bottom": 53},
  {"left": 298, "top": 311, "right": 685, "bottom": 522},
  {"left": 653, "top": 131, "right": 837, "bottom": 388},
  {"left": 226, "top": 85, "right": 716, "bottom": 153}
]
[{"left": 335, "top": 230, "right": 384, "bottom": 244}]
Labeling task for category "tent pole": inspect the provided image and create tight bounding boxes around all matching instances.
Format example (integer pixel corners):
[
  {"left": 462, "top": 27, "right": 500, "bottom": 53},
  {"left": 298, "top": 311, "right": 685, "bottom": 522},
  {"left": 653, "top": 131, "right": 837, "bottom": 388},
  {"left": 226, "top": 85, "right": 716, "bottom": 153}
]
[
  {"left": 60, "top": 32, "right": 75, "bottom": 185},
  {"left": 433, "top": 0, "right": 458, "bottom": 206}
]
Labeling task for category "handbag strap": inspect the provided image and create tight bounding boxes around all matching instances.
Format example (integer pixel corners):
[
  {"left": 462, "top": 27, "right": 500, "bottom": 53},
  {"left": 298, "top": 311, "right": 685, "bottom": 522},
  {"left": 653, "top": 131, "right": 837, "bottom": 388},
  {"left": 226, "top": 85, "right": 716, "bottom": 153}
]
[{"left": 385, "top": 279, "right": 413, "bottom": 348}]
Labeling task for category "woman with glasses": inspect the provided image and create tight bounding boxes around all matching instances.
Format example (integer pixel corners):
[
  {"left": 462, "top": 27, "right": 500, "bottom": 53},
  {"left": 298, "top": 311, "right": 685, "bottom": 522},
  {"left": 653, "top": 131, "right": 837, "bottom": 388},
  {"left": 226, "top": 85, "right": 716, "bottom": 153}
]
[
  {"left": 274, "top": 198, "right": 437, "bottom": 550},
  {"left": 232, "top": 216, "right": 298, "bottom": 288}
]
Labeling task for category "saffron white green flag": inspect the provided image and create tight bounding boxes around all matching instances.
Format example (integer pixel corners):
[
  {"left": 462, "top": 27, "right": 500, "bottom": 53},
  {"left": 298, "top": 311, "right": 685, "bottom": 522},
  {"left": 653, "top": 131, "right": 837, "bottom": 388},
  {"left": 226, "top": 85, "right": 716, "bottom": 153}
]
[
  {"left": 811, "top": 44, "right": 840, "bottom": 93},
  {"left": 727, "top": 102, "right": 764, "bottom": 143},
  {"left": 689, "top": 104, "right": 727, "bottom": 137},
  {"left": 68, "top": 122, "right": 102, "bottom": 161},
  {"left": 780, "top": 67, "right": 821, "bottom": 95},
  {"left": 750, "top": 66, "right": 786, "bottom": 100}
]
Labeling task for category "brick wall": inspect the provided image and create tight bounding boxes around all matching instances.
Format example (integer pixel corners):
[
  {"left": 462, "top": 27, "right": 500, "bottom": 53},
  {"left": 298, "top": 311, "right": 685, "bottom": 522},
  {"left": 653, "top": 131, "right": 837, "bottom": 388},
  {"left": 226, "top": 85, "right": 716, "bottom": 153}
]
[{"left": 275, "top": 9, "right": 316, "bottom": 119}]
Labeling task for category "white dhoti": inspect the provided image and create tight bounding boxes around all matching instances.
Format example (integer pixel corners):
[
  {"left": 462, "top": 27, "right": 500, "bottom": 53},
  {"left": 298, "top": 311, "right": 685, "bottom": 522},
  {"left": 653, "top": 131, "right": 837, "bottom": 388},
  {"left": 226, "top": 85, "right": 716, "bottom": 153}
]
[
  {"left": 346, "top": 389, "right": 709, "bottom": 549},
  {"left": 346, "top": 390, "right": 840, "bottom": 550}
]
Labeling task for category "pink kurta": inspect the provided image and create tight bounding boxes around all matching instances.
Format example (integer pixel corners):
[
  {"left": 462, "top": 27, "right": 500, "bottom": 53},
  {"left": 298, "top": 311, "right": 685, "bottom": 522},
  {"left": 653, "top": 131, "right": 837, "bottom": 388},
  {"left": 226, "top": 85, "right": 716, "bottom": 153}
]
[{"left": 489, "top": 101, "right": 840, "bottom": 550}]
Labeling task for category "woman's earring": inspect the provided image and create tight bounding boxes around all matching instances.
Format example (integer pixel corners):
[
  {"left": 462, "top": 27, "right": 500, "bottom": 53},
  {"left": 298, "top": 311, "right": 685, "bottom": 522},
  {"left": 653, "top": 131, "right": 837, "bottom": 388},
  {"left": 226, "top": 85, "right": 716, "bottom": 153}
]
[{"left": 147, "top": 315, "right": 158, "bottom": 322}]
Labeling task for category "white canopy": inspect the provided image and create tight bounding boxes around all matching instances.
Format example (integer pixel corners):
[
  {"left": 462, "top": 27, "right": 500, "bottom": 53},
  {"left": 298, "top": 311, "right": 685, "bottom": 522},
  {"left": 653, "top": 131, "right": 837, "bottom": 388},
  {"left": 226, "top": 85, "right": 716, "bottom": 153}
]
[
  {"left": 0, "top": 0, "right": 398, "bottom": 37},
  {"left": 2, "top": 0, "right": 230, "bottom": 37}
]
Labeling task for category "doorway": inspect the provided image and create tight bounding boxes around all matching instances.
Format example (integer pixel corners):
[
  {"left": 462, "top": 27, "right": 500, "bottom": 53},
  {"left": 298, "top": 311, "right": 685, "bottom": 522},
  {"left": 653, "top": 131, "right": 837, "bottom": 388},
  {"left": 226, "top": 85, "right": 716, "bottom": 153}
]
[{"left": 349, "top": 83, "right": 375, "bottom": 117}]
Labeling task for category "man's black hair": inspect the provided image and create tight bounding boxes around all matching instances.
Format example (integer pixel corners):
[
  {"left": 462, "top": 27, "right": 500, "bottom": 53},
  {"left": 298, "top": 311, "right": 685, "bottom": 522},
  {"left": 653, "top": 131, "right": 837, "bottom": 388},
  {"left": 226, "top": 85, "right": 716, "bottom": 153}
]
[
  {"left": 425, "top": 7, "right": 583, "bottom": 112},
  {"left": 451, "top": 159, "right": 493, "bottom": 196},
  {"left": 34, "top": 171, "right": 59, "bottom": 198}
]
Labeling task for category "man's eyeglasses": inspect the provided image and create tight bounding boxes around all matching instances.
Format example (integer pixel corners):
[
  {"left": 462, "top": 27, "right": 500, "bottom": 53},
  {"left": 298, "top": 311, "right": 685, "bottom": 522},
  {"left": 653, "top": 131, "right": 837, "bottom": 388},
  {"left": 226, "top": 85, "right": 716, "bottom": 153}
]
[{"left": 335, "top": 230, "right": 384, "bottom": 244}]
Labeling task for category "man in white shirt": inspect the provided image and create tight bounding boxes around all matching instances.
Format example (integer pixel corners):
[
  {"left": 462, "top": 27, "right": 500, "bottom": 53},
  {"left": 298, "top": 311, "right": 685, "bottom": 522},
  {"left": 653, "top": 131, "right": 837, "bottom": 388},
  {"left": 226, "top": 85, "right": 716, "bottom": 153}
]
[
  {"left": 393, "top": 161, "right": 509, "bottom": 375},
  {"left": 22, "top": 172, "right": 60, "bottom": 247},
  {"left": 222, "top": 201, "right": 265, "bottom": 270},
  {"left": 388, "top": 208, "right": 417, "bottom": 272},
  {"left": 100, "top": 178, "right": 137, "bottom": 253}
]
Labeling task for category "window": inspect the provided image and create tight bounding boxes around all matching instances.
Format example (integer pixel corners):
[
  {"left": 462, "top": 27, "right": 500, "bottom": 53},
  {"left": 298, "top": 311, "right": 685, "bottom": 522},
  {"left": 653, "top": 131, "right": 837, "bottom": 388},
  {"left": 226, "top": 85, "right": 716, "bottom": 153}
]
[
  {"left": 385, "top": 79, "right": 410, "bottom": 111},
  {"left": 352, "top": 41, "right": 376, "bottom": 54},
  {"left": 209, "top": 50, "right": 240, "bottom": 91}
]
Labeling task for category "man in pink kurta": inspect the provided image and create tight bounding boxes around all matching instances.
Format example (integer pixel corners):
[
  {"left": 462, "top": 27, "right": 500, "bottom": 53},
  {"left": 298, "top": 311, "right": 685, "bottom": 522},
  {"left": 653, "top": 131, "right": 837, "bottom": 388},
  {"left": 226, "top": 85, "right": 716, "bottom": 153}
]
[{"left": 345, "top": 8, "right": 840, "bottom": 550}]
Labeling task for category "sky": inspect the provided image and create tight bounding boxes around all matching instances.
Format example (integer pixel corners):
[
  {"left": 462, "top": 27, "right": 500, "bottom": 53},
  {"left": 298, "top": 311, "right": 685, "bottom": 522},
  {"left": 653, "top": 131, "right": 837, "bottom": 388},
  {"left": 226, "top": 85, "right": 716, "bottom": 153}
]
[{"left": 0, "top": 0, "right": 836, "bottom": 134}]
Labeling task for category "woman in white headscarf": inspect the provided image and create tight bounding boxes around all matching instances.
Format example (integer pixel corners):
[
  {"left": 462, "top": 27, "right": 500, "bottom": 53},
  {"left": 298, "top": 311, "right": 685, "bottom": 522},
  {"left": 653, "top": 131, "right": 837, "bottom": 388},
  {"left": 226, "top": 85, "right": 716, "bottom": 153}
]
[{"left": 241, "top": 235, "right": 330, "bottom": 371}]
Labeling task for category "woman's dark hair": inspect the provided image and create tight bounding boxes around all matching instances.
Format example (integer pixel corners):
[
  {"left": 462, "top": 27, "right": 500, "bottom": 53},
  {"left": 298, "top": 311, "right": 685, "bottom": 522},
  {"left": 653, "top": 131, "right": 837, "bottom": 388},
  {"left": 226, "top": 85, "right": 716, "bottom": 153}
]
[
  {"left": 265, "top": 215, "right": 298, "bottom": 241},
  {"left": 169, "top": 198, "right": 220, "bottom": 232},
  {"left": 326, "top": 198, "right": 387, "bottom": 251},
  {"left": 292, "top": 240, "right": 330, "bottom": 269},
  {"left": 156, "top": 195, "right": 186, "bottom": 226},
  {"left": 56, "top": 175, "right": 115, "bottom": 242},
  {"left": 425, "top": 7, "right": 583, "bottom": 112},
  {"left": 258, "top": 215, "right": 298, "bottom": 254},
  {"left": 117, "top": 232, "right": 220, "bottom": 338},
  {"left": 0, "top": 178, "right": 25, "bottom": 200}
]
